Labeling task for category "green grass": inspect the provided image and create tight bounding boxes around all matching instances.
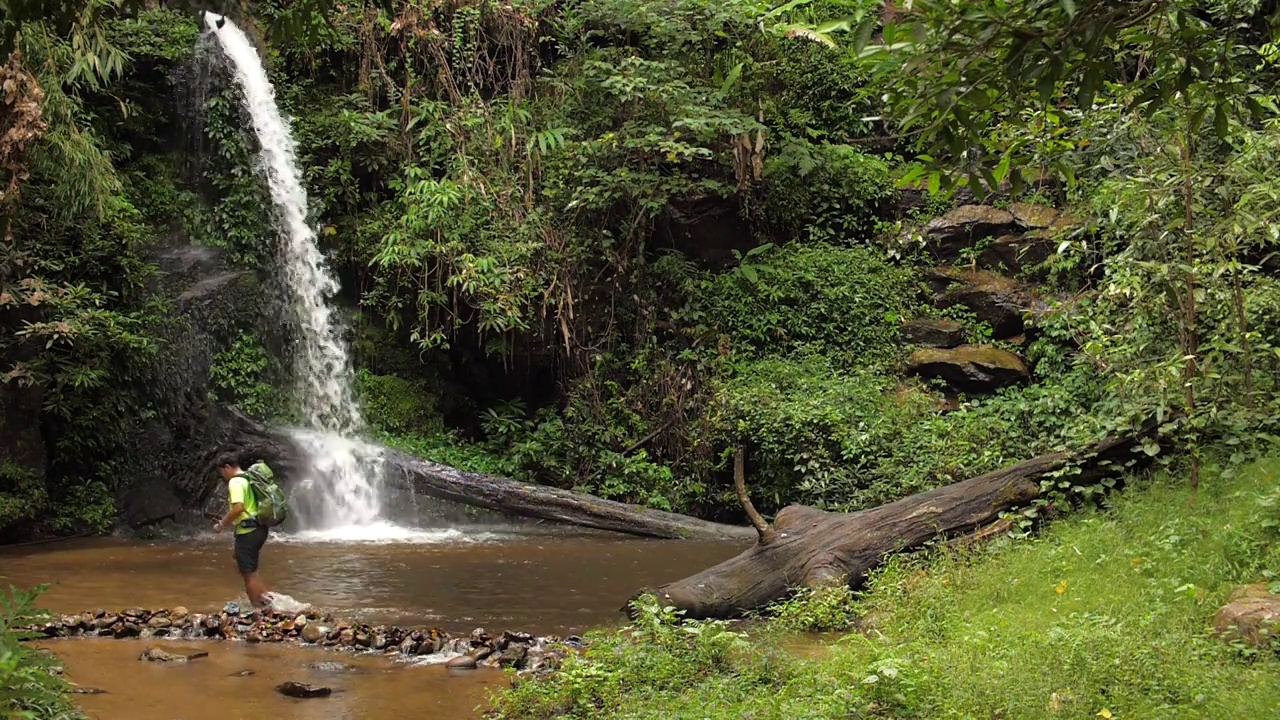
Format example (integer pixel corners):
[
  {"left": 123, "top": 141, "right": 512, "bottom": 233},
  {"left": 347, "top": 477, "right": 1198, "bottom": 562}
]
[{"left": 491, "top": 459, "right": 1280, "bottom": 719}]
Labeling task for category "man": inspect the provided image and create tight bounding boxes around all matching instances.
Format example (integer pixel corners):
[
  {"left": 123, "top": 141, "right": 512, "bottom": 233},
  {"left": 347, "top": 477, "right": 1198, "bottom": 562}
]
[{"left": 214, "top": 451, "right": 272, "bottom": 608}]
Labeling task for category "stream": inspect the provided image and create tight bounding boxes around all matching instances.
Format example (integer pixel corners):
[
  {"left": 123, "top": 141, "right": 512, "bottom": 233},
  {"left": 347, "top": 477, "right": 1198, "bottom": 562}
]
[{"left": 3, "top": 530, "right": 745, "bottom": 719}]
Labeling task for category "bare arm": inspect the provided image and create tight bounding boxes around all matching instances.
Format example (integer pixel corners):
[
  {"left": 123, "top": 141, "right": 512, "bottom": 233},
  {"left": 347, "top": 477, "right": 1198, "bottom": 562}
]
[{"left": 215, "top": 503, "right": 244, "bottom": 532}]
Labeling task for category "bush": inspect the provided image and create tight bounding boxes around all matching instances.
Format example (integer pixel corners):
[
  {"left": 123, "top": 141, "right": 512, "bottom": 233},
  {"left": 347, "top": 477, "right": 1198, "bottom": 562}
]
[
  {"left": 0, "top": 586, "right": 82, "bottom": 720},
  {"left": 757, "top": 139, "right": 893, "bottom": 244},
  {"left": 0, "top": 464, "right": 48, "bottom": 535},
  {"left": 208, "top": 334, "right": 282, "bottom": 421},
  {"left": 357, "top": 370, "right": 444, "bottom": 435},
  {"left": 702, "top": 242, "right": 914, "bottom": 369},
  {"left": 765, "top": 585, "right": 860, "bottom": 632}
]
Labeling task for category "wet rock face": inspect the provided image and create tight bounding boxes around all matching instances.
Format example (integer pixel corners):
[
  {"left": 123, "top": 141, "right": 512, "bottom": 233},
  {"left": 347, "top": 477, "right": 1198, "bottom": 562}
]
[
  {"left": 905, "top": 345, "right": 1031, "bottom": 394},
  {"left": 27, "top": 605, "right": 580, "bottom": 677}
]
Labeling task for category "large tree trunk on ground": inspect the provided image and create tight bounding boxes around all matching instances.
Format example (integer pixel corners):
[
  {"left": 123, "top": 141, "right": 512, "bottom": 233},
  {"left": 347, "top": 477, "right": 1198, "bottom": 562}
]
[
  {"left": 640, "top": 423, "right": 1162, "bottom": 619},
  {"left": 211, "top": 409, "right": 756, "bottom": 541}
]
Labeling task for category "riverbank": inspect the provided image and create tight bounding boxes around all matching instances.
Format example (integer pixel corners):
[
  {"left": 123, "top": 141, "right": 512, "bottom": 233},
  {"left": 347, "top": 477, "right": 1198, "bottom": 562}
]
[{"left": 490, "top": 459, "right": 1280, "bottom": 719}]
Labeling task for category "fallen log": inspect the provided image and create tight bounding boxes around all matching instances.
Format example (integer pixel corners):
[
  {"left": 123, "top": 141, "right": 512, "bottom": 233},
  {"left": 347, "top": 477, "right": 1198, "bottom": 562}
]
[
  {"left": 211, "top": 407, "right": 756, "bottom": 541},
  {"left": 639, "top": 422, "right": 1161, "bottom": 619}
]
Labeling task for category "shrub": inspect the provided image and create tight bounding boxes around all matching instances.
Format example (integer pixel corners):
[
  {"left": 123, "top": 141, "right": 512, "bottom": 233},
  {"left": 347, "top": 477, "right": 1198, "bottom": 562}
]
[
  {"left": 0, "top": 586, "right": 82, "bottom": 720},
  {"left": 357, "top": 370, "right": 444, "bottom": 435}
]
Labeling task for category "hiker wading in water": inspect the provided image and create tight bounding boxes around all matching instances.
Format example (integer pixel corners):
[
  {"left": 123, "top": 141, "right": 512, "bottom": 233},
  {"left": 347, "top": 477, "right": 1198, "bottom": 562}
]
[{"left": 214, "top": 452, "right": 272, "bottom": 608}]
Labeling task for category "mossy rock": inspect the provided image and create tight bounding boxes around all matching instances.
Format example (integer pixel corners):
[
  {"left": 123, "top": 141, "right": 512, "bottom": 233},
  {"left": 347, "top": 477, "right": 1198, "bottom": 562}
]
[{"left": 905, "top": 344, "right": 1030, "bottom": 394}]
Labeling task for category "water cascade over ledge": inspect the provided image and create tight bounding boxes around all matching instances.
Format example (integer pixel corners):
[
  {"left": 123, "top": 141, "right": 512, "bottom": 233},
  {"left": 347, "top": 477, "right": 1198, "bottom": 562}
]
[{"left": 203, "top": 12, "right": 400, "bottom": 539}]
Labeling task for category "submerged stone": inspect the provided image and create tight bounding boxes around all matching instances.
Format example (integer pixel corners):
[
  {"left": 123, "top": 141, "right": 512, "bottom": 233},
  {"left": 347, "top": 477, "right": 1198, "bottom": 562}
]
[{"left": 276, "top": 681, "right": 332, "bottom": 699}]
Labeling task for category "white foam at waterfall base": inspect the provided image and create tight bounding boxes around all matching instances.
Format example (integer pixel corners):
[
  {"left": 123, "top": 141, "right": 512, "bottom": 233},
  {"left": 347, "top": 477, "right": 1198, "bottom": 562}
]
[{"left": 204, "top": 12, "right": 417, "bottom": 537}]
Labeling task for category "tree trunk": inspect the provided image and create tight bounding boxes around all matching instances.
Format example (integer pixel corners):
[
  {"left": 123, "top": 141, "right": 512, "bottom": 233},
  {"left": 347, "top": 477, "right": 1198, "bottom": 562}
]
[
  {"left": 211, "top": 408, "right": 756, "bottom": 541},
  {"left": 639, "top": 423, "right": 1161, "bottom": 619}
]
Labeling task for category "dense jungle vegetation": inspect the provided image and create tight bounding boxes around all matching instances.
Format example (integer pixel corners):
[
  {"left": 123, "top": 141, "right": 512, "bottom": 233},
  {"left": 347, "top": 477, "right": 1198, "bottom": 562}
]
[
  {"left": 6, "top": 0, "right": 1280, "bottom": 718},
  {"left": 2, "top": 0, "right": 1280, "bottom": 542}
]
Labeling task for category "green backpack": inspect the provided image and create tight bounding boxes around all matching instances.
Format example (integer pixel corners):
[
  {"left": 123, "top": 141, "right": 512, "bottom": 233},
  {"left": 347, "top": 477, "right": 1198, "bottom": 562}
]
[{"left": 241, "top": 462, "right": 289, "bottom": 527}]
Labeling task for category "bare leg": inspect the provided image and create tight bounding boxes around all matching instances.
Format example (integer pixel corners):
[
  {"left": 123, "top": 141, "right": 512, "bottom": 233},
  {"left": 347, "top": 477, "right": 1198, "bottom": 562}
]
[{"left": 243, "top": 572, "right": 270, "bottom": 608}]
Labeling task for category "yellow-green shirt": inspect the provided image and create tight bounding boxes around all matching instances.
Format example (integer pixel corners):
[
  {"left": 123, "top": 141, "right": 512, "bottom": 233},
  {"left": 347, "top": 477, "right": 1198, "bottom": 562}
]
[{"left": 227, "top": 475, "right": 259, "bottom": 535}]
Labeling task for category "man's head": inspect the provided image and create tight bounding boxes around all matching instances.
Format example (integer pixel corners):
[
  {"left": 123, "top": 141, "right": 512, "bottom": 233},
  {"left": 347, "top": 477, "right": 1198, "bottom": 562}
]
[{"left": 216, "top": 451, "right": 242, "bottom": 481}]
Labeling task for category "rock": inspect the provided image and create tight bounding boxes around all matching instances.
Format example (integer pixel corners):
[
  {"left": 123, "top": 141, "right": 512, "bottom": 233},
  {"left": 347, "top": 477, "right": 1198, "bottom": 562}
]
[
  {"left": 229, "top": 670, "right": 255, "bottom": 677},
  {"left": 978, "top": 234, "right": 1056, "bottom": 275},
  {"left": 398, "top": 638, "right": 421, "bottom": 655},
  {"left": 70, "top": 686, "right": 107, "bottom": 695},
  {"left": 930, "top": 268, "right": 1030, "bottom": 339},
  {"left": 923, "top": 205, "right": 1019, "bottom": 259},
  {"left": 119, "top": 478, "right": 182, "bottom": 529},
  {"left": 354, "top": 631, "right": 371, "bottom": 648},
  {"left": 905, "top": 345, "right": 1031, "bottom": 394},
  {"left": 1213, "top": 592, "right": 1280, "bottom": 648},
  {"left": 1227, "top": 583, "right": 1276, "bottom": 602},
  {"left": 170, "top": 607, "right": 189, "bottom": 623},
  {"left": 899, "top": 318, "right": 965, "bottom": 348},
  {"left": 1009, "top": 202, "right": 1058, "bottom": 229},
  {"left": 139, "top": 647, "right": 209, "bottom": 663},
  {"left": 276, "top": 682, "right": 332, "bottom": 699},
  {"left": 445, "top": 655, "right": 477, "bottom": 670},
  {"left": 113, "top": 622, "right": 142, "bottom": 639},
  {"left": 147, "top": 615, "right": 172, "bottom": 629},
  {"left": 123, "top": 608, "right": 148, "bottom": 620},
  {"left": 371, "top": 634, "right": 387, "bottom": 651},
  {"left": 496, "top": 644, "right": 528, "bottom": 668},
  {"left": 301, "top": 624, "right": 324, "bottom": 644},
  {"left": 293, "top": 614, "right": 308, "bottom": 629},
  {"left": 95, "top": 614, "right": 120, "bottom": 630},
  {"left": 308, "top": 661, "right": 357, "bottom": 674},
  {"left": 469, "top": 628, "right": 490, "bottom": 646}
]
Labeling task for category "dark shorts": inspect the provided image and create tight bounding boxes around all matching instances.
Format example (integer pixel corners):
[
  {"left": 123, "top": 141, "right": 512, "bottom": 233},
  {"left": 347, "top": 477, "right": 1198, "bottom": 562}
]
[{"left": 233, "top": 526, "right": 268, "bottom": 574}]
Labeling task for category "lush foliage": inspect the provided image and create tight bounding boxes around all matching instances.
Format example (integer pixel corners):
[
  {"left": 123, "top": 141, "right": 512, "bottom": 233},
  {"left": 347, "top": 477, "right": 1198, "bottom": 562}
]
[
  {"left": 492, "top": 459, "right": 1280, "bottom": 719},
  {"left": 0, "top": 586, "right": 82, "bottom": 720}
]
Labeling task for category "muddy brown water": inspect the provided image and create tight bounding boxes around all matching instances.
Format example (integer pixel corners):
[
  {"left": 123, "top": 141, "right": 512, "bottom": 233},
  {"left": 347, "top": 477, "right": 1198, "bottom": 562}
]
[{"left": 4, "top": 531, "right": 747, "bottom": 719}]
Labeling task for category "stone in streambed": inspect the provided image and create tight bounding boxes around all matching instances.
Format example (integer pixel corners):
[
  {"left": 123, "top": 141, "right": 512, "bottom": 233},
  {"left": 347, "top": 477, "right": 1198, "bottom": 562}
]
[
  {"left": 113, "top": 622, "right": 142, "bottom": 639},
  {"left": 445, "top": 655, "right": 477, "bottom": 670},
  {"left": 301, "top": 624, "right": 324, "bottom": 644},
  {"left": 139, "top": 647, "right": 208, "bottom": 663},
  {"left": 308, "top": 661, "right": 358, "bottom": 674},
  {"left": 169, "top": 606, "right": 189, "bottom": 622},
  {"left": 276, "top": 681, "right": 332, "bottom": 699},
  {"left": 70, "top": 686, "right": 107, "bottom": 695},
  {"left": 147, "top": 615, "right": 171, "bottom": 629},
  {"left": 229, "top": 670, "right": 255, "bottom": 677}
]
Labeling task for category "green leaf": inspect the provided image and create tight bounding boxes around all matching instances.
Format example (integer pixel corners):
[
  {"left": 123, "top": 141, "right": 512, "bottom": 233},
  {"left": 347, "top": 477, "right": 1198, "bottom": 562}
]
[
  {"left": 1060, "top": 0, "right": 1078, "bottom": 17},
  {"left": 1213, "top": 103, "right": 1229, "bottom": 140},
  {"left": 1078, "top": 65, "right": 1101, "bottom": 109}
]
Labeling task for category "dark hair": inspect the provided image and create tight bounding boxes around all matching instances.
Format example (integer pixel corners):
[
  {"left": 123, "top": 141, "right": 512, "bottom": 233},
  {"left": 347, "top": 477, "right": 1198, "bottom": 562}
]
[{"left": 215, "top": 451, "right": 242, "bottom": 469}]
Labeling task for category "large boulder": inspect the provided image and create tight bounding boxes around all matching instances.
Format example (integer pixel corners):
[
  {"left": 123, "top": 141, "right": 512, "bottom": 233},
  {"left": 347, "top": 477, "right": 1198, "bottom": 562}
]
[
  {"left": 899, "top": 318, "right": 965, "bottom": 349},
  {"left": 1008, "top": 203, "right": 1059, "bottom": 229},
  {"left": 1213, "top": 585, "right": 1280, "bottom": 648},
  {"left": 905, "top": 345, "right": 1030, "bottom": 394},
  {"left": 978, "top": 234, "right": 1057, "bottom": 276},
  {"left": 929, "top": 268, "right": 1031, "bottom": 340},
  {"left": 922, "top": 205, "right": 1019, "bottom": 260},
  {"left": 118, "top": 477, "right": 182, "bottom": 529}
]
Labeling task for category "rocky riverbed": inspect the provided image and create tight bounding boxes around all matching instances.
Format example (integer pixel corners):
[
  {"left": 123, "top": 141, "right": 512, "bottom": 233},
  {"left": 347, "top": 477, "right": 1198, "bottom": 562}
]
[{"left": 24, "top": 605, "right": 578, "bottom": 676}]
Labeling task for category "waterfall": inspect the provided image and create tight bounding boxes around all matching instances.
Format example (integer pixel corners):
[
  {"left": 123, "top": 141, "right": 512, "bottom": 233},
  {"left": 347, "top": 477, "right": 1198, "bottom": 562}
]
[{"left": 204, "top": 12, "right": 392, "bottom": 536}]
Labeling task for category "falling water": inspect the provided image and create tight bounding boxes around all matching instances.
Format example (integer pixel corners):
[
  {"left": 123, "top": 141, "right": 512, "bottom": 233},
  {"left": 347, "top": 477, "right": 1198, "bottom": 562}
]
[{"left": 204, "top": 12, "right": 391, "bottom": 535}]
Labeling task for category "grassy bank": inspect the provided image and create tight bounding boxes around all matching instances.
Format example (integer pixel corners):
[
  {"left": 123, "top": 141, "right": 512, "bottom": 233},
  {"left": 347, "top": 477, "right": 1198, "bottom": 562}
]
[{"left": 491, "top": 459, "right": 1280, "bottom": 719}]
